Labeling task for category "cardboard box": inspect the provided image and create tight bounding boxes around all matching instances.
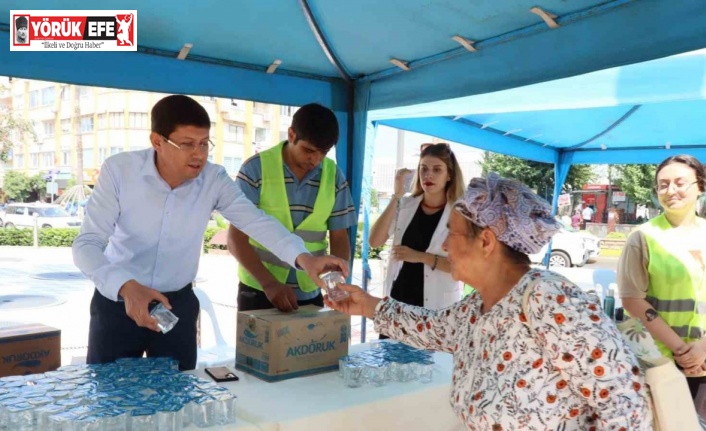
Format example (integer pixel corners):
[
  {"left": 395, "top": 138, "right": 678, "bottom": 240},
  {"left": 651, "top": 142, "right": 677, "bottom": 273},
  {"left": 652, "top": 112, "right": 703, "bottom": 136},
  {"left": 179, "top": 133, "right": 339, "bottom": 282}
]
[
  {"left": 0, "top": 323, "right": 61, "bottom": 377},
  {"left": 236, "top": 305, "right": 350, "bottom": 382}
]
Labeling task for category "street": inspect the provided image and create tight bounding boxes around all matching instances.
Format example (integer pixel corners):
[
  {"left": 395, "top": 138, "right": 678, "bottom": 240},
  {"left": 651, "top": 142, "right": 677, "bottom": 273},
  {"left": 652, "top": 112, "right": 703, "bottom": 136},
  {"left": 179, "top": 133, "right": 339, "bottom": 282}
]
[{"left": 584, "top": 256, "right": 619, "bottom": 272}]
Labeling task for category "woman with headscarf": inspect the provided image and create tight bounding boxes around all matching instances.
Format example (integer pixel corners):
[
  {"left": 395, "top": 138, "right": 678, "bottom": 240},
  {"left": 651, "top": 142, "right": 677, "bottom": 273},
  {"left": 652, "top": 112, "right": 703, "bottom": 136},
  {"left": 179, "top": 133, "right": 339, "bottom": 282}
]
[
  {"left": 618, "top": 154, "right": 706, "bottom": 400},
  {"left": 327, "top": 173, "right": 651, "bottom": 430},
  {"left": 369, "top": 143, "right": 465, "bottom": 320}
]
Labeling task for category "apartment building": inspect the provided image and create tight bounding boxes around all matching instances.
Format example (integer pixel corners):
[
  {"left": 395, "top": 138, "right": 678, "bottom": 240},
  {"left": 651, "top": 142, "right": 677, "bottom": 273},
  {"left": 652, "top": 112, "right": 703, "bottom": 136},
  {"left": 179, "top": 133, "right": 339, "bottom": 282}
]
[{"left": 6, "top": 78, "right": 296, "bottom": 187}]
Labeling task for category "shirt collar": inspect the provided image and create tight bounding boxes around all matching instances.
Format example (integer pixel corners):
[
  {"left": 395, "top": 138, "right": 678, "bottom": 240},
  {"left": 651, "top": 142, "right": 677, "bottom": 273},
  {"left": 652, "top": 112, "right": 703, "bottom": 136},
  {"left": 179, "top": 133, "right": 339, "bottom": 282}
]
[
  {"left": 140, "top": 147, "right": 206, "bottom": 188},
  {"left": 140, "top": 148, "right": 160, "bottom": 179}
]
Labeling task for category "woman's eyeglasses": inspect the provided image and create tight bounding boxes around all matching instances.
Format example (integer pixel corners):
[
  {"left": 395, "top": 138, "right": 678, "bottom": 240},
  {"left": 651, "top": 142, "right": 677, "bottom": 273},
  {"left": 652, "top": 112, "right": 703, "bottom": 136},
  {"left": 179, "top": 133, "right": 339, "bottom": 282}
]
[
  {"left": 420, "top": 142, "right": 450, "bottom": 152},
  {"left": 654, "top": 181, "right": 698, "bottom": 195}
]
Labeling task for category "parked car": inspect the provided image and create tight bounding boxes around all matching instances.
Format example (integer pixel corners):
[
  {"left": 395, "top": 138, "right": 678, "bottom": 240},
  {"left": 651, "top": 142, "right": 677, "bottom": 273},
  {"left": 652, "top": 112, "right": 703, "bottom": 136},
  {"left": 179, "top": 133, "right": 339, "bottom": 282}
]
[
  {"left": 556, "top": 219, "right": 602, "bottom": 260},
  {"left": 529, "top": 228, "right": 590, "bottom": 268},
  {"left": 2, "top": 202, "right": 82, "bottom": 229}
]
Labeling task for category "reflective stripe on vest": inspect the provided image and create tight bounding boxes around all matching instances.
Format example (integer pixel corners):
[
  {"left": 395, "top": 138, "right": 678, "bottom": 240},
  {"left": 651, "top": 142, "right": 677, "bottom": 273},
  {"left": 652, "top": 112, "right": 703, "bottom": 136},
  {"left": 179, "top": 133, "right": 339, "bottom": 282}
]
[
  {"left": 641, "top": 214, "right": 706, "bottom": 359},
  {"left": 238, "top": 141, "right": 336, "bottom": 292},
  {"left": 254, "top": 247, "right": 326, "bottom": 270}
]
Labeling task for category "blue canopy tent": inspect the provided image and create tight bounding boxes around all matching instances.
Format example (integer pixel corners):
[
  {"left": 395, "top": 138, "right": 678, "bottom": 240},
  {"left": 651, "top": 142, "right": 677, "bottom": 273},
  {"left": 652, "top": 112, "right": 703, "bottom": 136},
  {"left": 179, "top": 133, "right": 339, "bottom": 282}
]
[
  {"left": 3, "top": 1, "right": 706, "bottom": 339},
  {"left": 373, "top": 49, "right": 706, "bottom": 215}
]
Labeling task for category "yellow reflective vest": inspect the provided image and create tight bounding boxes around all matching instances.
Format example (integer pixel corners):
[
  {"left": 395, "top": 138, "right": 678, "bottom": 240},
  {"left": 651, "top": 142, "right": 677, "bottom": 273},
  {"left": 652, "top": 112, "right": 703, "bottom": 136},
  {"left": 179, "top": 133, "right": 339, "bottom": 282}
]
[
  {"left": 238, "top": 141, "right": 336, "bottom": 292},
  {"left": 641, "top": 214, "right": 706, "bottom": 359}
]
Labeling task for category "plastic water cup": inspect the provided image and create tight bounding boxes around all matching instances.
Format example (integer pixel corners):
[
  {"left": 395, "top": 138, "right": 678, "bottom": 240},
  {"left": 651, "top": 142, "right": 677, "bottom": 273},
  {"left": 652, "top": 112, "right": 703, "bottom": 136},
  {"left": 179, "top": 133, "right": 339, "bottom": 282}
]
[
  {"left": 48, "top": 411, "right": 78, "bottom": 431},
  {"left": 343, "top": 363, "right": 364, "bottom": 388},
  {"left": 366, "top": 364, "right": 388, "bottom": 387},
  {"left": 417, "top": 363, "right": 433, "bottom": 383},
  {"left": 101, "top": 408, "right": 128, "bottom": 431},
  {"left": 130, "top": 407, "right": 156, "bottom": 431},
  {"left": 214, "top": 394, "right": 237, "bottom": 425},
  {"left": 6, "top": 403, "right": 34, "bottom": 431},
  {"left": 157, "top": 409, "right": 183, "bottom": 431},
  {"left": 191, "top": 396, "right": 216, "bottom": 428},
  {"left": 390, "top": 362, "right": 412, "bottom": 382},
  {"left": 150, "top": 303, "right": 179, "bottom": 334},
  {"left": 319, "top": 271, "right": 350, "bottom": 301},
  {"left": 35, "top": 404, "right": 66, "bottom": 429},
  {"left": 338, "top": 356, "right": 350, "bottom": 378},
  {"left": 182, "top": 401, "right": 194, "bottom": 428},
  {"left": 74, "top": 414, "right": 102, "bottom": 431}
]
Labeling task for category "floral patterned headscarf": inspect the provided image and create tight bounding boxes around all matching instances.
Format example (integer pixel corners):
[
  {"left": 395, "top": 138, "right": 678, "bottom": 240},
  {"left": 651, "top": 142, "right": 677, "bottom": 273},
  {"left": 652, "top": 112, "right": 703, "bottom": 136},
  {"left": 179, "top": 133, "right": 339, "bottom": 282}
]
[{"left": 453, "top": 173, "right": 562, "bottom": 254}]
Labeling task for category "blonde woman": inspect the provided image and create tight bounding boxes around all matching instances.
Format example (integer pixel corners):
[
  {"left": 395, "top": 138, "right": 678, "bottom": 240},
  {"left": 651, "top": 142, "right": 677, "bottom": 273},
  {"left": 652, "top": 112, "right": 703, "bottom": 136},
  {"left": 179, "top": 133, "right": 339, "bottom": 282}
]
[{"left": 369, "top": 143, "right": 465, "bottom": 322}]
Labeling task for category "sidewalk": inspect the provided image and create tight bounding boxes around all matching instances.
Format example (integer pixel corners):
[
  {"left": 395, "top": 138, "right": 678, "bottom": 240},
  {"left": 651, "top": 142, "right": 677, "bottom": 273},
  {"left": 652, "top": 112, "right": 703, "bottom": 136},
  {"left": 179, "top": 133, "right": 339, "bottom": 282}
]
[{"left": 0, "top": 246, "right": 384, "bottom": 367}]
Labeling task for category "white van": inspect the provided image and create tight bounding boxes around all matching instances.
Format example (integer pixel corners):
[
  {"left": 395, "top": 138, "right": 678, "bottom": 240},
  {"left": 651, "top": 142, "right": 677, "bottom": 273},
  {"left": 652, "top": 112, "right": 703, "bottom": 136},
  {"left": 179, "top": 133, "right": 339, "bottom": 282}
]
[{"left": 2, "top": 202, "right": 82, "bottom": 229}]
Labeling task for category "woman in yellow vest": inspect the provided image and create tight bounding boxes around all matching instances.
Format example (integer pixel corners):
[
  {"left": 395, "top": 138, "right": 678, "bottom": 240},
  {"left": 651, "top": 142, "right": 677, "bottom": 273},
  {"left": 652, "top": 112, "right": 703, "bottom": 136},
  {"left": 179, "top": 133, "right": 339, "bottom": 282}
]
[
  {"left": 618, "top": 154, "right": 706, "bottom": 399},
  {"left": 369, "top": 143, "right": 464, "bottom": 339}
]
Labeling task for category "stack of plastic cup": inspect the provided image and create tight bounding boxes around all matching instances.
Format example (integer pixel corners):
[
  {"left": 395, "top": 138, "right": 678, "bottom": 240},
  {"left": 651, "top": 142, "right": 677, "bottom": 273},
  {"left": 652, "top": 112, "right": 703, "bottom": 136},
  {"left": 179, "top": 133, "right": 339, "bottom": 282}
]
[
  {"left": 338, "top": 340, "right": 435, "bottom": 387},
  {"left": 0, "top": 356, "right": 237, "bottom": 430}
]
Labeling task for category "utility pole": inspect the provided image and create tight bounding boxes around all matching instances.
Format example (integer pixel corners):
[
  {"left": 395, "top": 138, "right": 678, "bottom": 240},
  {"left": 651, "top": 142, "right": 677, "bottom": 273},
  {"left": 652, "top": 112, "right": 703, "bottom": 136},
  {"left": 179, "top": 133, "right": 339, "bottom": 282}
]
[
  {"left": 607, "top": 164, "right": 613, "bottom": 222},
  {"left": 395, "top": 129, "right": 405, "bottom": 170},
  {"left": 73, "top": 85, "right": 83, "bottom": 186}
]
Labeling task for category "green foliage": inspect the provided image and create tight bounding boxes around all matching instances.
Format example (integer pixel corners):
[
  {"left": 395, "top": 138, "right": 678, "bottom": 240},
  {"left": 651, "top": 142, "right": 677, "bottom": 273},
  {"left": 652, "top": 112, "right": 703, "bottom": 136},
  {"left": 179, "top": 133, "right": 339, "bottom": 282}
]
[
  {"left": 28, "top": 172, "right": 47, "bottom": 199},
  {"left": 3, "top": 171, "right": 31, "bottom": 201},
  {"left": 614, "top": 164, "right": 657, "bottom": 206},
  {"left": 605, "top": 231, "right": 627, "bottom": 240},
  {"left": 2, "top": 171, "right": 47, "bottom": 201},
  {"left": 0, "top": 226, "right": 228, "bottom": 251},
  {"left": 0, "top": 228, "right": 79, "bottom": 246},
  {"left": 480, "top": 152, "right": 595, "bottom": 196},
  {"left": 0, "top": 85, "right": 36, "bottom": 162},
  {"left": 0, "top": 228, "right": 33, "bottom": 246},
  {"left": 370, "top": 188, "right": 379, "bottom": 210},
  {"left": 203, "top": 227, "right": 227, "bottom": 253},
  {"left": 354, "top": 221, "right": 387, "bottom": 259},
  {"left": 39, "top": 228, "right": 79, "bottom": 246}
]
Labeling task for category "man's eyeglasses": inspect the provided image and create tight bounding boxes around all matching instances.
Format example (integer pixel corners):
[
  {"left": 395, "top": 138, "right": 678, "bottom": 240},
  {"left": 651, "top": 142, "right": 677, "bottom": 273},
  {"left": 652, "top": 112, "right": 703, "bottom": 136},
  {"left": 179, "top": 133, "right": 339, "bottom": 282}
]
[
  {"left": 655, "top": 181, "right": 698, "bottom": 195},
  {"left": 161, "top": 135, "right": 215, "bottom": 153},
  {"left": 420, "top": 142, "right": 450, "bottom": 152}
]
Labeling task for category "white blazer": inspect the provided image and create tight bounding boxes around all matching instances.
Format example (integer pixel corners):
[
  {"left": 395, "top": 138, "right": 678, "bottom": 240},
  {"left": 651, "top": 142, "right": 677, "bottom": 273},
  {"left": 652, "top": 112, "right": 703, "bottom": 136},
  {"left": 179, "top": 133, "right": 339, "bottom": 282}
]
[{"left": 383, "top": 195, "right": 461, "bottom": 309}]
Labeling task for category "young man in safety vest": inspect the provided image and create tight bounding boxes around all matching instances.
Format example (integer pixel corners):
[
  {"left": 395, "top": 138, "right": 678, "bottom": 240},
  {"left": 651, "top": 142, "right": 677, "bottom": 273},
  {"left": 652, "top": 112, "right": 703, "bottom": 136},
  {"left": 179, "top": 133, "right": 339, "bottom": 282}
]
[{"left": 228, "top": 103, "right": 356, "bottom": 312}]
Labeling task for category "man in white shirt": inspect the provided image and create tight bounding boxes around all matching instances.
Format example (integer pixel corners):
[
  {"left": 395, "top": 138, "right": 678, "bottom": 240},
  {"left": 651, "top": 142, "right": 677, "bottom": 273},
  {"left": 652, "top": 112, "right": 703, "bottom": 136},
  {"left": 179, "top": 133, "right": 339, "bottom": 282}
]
[
  {"left": 581, "top": 205, "right": 594, "bottom": 229},
  {"left": 73, "top": 95, "right": 348, "bottom": 370}
]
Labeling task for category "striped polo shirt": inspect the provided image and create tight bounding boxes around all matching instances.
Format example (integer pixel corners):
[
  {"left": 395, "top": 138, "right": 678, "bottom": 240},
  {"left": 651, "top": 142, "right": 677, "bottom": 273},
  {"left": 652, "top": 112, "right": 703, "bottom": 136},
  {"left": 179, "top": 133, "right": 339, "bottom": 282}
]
[{"left": 235, "top": 144, "right": 357, "bottom": 300}]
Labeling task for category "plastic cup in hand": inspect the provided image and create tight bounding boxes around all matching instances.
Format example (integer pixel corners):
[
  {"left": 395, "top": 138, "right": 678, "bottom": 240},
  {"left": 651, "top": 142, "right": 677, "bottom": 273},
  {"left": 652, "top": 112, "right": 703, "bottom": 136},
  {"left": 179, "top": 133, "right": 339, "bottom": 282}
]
[
  {"left": 150, "top": 303, "right": 179, "bottom": 334},
  {"left": 319, "top": 271, "right": 349, "bottom": 302}
]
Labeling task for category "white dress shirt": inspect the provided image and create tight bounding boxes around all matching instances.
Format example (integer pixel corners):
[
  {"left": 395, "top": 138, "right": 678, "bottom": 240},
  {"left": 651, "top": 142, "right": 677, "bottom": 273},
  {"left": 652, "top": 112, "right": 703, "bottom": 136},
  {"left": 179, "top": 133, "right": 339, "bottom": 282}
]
[{"left": 73, "top": 148, "right": 308, "bottom": 301}]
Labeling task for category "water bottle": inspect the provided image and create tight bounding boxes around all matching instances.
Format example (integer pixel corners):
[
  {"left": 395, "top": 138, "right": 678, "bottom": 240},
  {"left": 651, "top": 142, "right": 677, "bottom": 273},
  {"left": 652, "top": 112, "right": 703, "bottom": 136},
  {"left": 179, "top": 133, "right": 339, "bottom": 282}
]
[{"left": 603, "top": 288, "right": 616, "bottom": 320}]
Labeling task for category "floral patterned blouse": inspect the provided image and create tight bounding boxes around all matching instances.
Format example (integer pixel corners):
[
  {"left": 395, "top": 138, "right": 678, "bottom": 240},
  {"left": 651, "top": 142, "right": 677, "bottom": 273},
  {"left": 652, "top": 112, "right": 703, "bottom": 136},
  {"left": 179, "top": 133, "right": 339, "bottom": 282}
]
[{"left": 374, "top": 269, "right": 652, "bottom": 430}]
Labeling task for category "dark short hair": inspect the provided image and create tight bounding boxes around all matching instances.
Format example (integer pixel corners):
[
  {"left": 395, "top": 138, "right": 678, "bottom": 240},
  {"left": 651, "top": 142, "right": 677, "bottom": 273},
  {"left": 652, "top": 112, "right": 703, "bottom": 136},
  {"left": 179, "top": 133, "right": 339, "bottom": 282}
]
[
  {"left": 151, "top": 95, "right": 210, "bottom": 138},
  {"left": 656, "top": 154, "right": 706, "bottom": 193},
  {"left": 290, "top": 103, "right": 339, "bottom": 151}
]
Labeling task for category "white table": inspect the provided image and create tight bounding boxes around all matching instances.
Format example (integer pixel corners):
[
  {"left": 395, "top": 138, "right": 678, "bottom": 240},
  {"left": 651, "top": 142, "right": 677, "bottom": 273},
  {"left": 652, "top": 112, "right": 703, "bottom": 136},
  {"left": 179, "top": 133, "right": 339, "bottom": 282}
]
[{"left": 193, "top": 342, "right": 464, "bottom": 431}]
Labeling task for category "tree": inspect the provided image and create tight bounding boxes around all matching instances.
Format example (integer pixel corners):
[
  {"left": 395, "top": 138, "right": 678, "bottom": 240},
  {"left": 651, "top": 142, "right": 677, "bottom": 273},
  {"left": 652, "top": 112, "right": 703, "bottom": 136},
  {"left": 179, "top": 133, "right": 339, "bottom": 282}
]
[
  {"left": 2, "top": 171, "right": 46, "bottom": 201},
  {"left": 0, "top": 84, "right": 35, "bottom": 162},
  {"left": 28, "top": 172, "right": 47, "bottom": 201},
  {"left": 480, "top": 152, "right": 594, "bottom": 196},
  {"left": 614, "top": 164, "right": 656, "bottom": 206},
  {"left": 3, "top": 171, "right": 30, "bottom": 201},
  {"left": 370, "top": 188, "right": 379, "bottom": 210}
]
